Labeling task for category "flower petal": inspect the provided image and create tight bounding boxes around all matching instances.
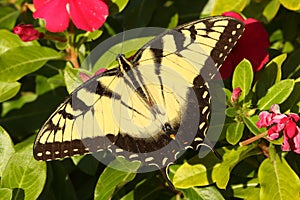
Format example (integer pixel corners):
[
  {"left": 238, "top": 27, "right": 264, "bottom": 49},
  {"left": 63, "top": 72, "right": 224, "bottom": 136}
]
[
  {"left": 33, "top": 0, "right": 70, "bottom": 32},
  {"left": 69, "top": 0, "right": 108, "bottom": 32},
  {"left": 288, "top": 113, "right": 300, "bottom": 122},
  {"left": 284, "top": 121, "right": 297, "bottom": 138},
  {"left": 292, "top": 127, "right": 300, "bottom": 154},
  {"left": 231, "top": 87, "right": 242, "bottom": 103},
  {"left": 270, "top": 104, "right": 281, "bottom": 114},
  {"left": 220, "top": 12, "right": 270, "bottom": 79}
]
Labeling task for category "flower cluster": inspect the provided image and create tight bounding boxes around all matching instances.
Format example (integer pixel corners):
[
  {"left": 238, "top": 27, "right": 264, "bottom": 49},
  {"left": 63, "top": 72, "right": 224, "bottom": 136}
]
[
  {"left": 221, "top": 12, "right": 270, "bottom": 79},
  {"left": 13, "top": 24, "right": 44, "bottom": 42},
  {"left": 257, "top": 104, "right": 300, "bottom": 154}
]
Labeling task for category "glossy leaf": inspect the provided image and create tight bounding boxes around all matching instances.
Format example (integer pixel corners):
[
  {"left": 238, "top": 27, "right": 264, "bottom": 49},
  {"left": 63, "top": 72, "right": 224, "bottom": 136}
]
[
  {"left": 253, "top": 54, "right": 286, "bottom": 100},
  {"left": 173, "top": 162, "right": 212, "bottom": 188},
  {"left": 279, "top": 0, "right": 300, "bottom": 10},
  {"left": 109, "top": 0, "right": 130, "bottom": 15},
  {"left": 258, "top": 150, "right": 300, "bottom": 199},
  {"left": 0, "top": 30, "right": 24, "bottom": 54},
  {"left": 231, "top": 178, "right": 260, "bottom": 199},
  {"left": 94, "top": 157, "right": 140, "bottom": 200},
  {"left": 226, "top": 122, "right": 244, "bottom": 145},
  {"left": 182, "top": 186, "right": 224, "bottom": 200},
  {"left": 257, "top": 79, "right": 294, "bottom": 110},
  {"left": 266, "top": 54, "right": 286, "bottom": 83},
  {"left": 232, "top": 59, "right": 253, "bottom": 101},
  {"left": 35, "top": 74, "right": 65, "bottom": 95},
  {"left": 225, "top": 107, "right": 237, "bottom": 117},
  {"left": 281, "top": 78, "right": 300, "bottom": 112},
  {"left": 1, "top": 92, "right": 38, "bottom": 116},
  {"left": 64, "top": 63, "right": 83, "bottom": 93},
  {"left": 0, "top": 126, "right": 15, "bottom": 177},
  {"left": 0, "top": 7, "right": 19, "bottom": 30},
  {"left": 212, "top": 144, "right": 260, "bottom": 189},
  {"left": 0, "top": 81, "right": 21, "bottom": 103},
  {"left": 243, "top": 115, "right": 266, "bottom": 135},
  {"left": 282, "top": 49, "right": 300, "bottom": 79},
  {"left": 212, "top": 0, "right": 247, "bottom": 15},
  {"left": 0, "top": 188, "right": 13, "bottom": 200},
  {"left": 0, "top": 46, "right": 61, "bottom": 82},
  {"left": 1, "top": 136, "right": 46, "bottom": 200},
  {"left": 263, "top": 0, "right": 280, "bottom": 22}
]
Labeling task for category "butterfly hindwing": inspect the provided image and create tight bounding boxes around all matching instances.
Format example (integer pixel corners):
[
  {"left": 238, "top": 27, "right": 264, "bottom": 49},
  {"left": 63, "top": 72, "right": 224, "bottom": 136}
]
[{"left": 34, "top": 16, "right": 244, "bottom": 168}]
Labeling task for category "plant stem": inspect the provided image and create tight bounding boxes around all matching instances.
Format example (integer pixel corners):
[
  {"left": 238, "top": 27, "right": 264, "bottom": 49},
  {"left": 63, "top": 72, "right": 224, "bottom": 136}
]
[{"left": 239, "top": 131, "right": 268, "bottom": 146}]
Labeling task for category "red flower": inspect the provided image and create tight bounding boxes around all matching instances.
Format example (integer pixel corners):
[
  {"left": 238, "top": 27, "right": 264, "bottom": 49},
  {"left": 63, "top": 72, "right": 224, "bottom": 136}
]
[
  {"left": 13, "top": 24, "right": 44, "bottom": 42},
  {"left": 231, "top": 87, "right": 242, "bottom": 103},
  {"left": 256, "top": 104, "right": 300, "bottom": 153},
  {"left": 33, "top": 0, "right": 108, "bottom": 32},
  {"left": 220, "top": 12, "right": 270, "bottom": 79}
]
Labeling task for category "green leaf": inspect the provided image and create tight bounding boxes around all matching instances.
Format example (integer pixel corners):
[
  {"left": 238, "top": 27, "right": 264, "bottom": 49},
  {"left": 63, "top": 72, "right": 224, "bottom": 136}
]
[
  {"left": 257, "top": 79, "right": 294, "bottom": 110},
  {"left": 2, "top": 92, "right": 38, "bottom": 116},
  {"left": 226, "top": 122, "right": 245, "bottom": 145},
  {"left": 258, "top": 152, "right": 300, "bottom": 199},
  {"left": 173, "top": 162, "right": 212, "bottom": 188},
  {"left": 76, "top": 30, "right": 103, "bottom": 43},
  {"left": 263, "top": 0, "right": 280, "bottom": 22},
  {"left": 94, "top": 157, "right": 140, "bottom": 200},
  {"left": 243, "top": 115, "right": 266, "bottom": 135},
  {"left": 225, "top": 107, "right": 237, "bottom": 117},
  {"left": 211, "top": 0, "right": 248, "bottom": 15},
  {"left": 212, "top": 144, "right": 260, "bottom": 189},
  {"left": 1, "top": 136, "right": 46, "bottom": 200},
  {"left": 0, "top": 126, "right": 15, "bottom": 177},
  {"left": 182, "top": 186, "right": 224, "bottom": 200},
  {"left": 0, "top": 6, "right": 20, "bottom": 30},
  {"left": 109, "top": 0, "right": 130, "bottom": 15},
  {"left": 36, "top": 74, "right": 65, "bottom": 95},
  {"left": 0, "top": 30, "right": 24, "bottom": 54},
  {"left": 231, "top": 178, "right": 260, "bottom": 199},
  {"left": 0, "top": 81, "right": 21, "bottom": 103},
  {"left": 253, "top": 54, "right": 286, "bottom": 100},
  {"left": 266, "top": 54, "right": 286, "bottom": 83},
  {"left": 281, "top": 78, "right": 300, "bottom": 112},
  {"left": 279, "top": 0, "right": 300, "bottom": 10},
  {"left": 232, "top": 59, "right": 253, "bottom": 101},
  {"left": 0, "top": 188, "right": 13, "bottom": 200},
  {"left": 0, "top": 87, "right": 67, "bottom": 139},
  {"left": 0, "top": 46, "right": 61, "bottom": 82},
  {"left": 64, "top": 63, "right": 83, "bottom": 93},
  {"left": 282, "top": 48, "right": 300, "bottom": 79}
]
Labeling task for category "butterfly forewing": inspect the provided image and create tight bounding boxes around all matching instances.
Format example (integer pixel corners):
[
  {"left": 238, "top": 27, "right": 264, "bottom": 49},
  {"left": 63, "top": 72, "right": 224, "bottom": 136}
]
[{"left": 34, "top": 16, "right": 244, "bottom": 167}]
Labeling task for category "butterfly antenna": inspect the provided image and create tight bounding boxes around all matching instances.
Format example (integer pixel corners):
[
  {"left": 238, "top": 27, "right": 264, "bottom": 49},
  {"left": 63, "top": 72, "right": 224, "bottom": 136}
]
[{"left": 120, "top": 23, "right": 126, "bottom": 55}]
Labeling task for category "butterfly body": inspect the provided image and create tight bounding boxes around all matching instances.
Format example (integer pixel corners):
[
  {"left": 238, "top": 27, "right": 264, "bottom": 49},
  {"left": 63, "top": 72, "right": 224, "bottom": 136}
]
[{"left": 34, "top": 16, "right": 245, "bottom": 170}]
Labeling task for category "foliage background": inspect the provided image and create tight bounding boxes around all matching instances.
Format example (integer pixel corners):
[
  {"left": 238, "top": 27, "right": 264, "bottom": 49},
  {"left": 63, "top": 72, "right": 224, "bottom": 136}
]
[{"left": 0, "top": 0, "right": 300, "bottom": 199}]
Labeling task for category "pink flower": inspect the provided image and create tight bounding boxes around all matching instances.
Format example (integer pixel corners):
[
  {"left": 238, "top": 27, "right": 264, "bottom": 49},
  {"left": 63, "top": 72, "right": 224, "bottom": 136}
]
[
  {"left": 33, "top": 0, "right": 108, "bottom": 32},
  {"left": 220, "top": 12, "right": 270, "bottom": 79},
  {"left": 79, "top": 68, "right": 107, "bottom": 82},
  {"left": 13, "top": 24, "right": 44, "bottom": 42},
  {"left": 257, "top": 111, "right": 276, "bottom": 128},
  {"left": 231, "top": 87, "right": 242, "bottom": 103},
  {"left": 256, "top": 104, "right": 300, "bottom": 153}
]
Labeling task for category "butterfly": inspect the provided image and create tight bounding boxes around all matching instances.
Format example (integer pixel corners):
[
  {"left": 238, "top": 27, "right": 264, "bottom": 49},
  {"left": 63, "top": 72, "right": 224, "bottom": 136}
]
[{"left": 33, "top": 16, "right": 244, "bottom": 188}]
